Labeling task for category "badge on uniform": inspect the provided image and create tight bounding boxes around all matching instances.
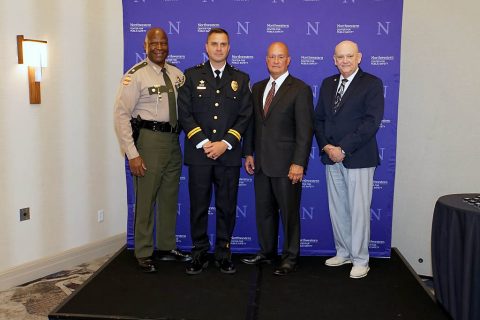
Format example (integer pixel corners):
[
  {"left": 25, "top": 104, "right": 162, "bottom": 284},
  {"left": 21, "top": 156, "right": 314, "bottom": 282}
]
[
  {"left": 197, "top": 80, "right": 206, "bottom": 90},
  {"left": 231, "top": 80, "right": 238, "bottom": 92}
]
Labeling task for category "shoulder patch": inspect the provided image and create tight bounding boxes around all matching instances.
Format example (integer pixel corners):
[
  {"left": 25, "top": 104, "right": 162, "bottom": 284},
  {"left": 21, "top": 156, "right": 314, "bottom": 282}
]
[
  {"left": 127, "top": 61, "right": 148, "bottom": 75},
  {"left": 122, "top": 75, "right": 132, "bottom": 86}
]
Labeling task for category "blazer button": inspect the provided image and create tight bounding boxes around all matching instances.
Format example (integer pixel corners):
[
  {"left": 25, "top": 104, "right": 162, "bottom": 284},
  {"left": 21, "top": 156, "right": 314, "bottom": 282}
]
[
  {"left": 215, "top": 102, "right": 219, "bottom": 107},
  {"left": 212, "top": 129, "right": 217, "bottom": 133},
  {"left": 214, "top": 116, "right": 218, "bottom": 120}
]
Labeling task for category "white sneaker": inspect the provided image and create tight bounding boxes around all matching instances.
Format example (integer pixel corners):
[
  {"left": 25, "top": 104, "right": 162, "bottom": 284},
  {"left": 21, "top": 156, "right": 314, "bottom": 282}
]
[
  {"left": 350, "top": 265, "right": 370, "bottom": 278},
  {"left": 325, "top": 256, "right": 352, "bottom": 267}
]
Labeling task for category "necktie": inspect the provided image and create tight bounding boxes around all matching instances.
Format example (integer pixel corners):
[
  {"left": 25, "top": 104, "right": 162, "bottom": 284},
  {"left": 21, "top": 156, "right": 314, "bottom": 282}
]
[
  {"left": 264, "top": 81, "right": 276, "bottom": 116},
  {"left": 162, "top": 68, "right": 177, "bottom": 127},
  {"left": 333, "top": 79, "right": 348, "bottom": 113},
  {"left": 214, "top": 69, "right": 221, "bottom": 86}
]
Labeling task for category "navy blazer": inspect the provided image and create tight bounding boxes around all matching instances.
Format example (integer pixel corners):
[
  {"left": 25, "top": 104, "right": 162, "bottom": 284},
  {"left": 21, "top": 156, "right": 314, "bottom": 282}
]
[
  {"left": 244, "top": 74, "right": 314, "bottom": 177},
  {"left": 314, "top": 68, "right": 384, "bottom": 169}
]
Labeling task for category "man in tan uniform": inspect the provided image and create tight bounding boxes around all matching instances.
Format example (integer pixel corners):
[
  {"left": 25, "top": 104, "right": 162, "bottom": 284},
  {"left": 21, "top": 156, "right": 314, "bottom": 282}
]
[{"left": 114, "top": 27, "right": 190, "bottom": 273}]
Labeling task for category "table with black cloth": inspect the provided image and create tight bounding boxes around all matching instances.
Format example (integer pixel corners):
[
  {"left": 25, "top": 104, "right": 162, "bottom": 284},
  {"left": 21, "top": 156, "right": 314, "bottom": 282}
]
[{"left": 432, "top": 193, "right": 480, "bottom": 320}]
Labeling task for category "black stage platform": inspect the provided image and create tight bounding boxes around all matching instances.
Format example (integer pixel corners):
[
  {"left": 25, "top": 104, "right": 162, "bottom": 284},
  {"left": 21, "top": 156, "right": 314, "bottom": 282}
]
[{"left": 49, "top": 247, "right": 450, "bottom": 320}]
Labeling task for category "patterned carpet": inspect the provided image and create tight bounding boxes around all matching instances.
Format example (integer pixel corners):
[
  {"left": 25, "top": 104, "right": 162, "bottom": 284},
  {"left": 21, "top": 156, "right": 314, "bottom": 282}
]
[{"left": 0, "top": 255, "right": 109, "bottom": 320}]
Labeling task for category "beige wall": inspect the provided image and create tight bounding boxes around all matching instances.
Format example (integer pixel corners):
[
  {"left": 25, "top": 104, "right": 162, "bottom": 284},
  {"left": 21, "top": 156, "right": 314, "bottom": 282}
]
[
  {"left": 0, "top": 0, "right": 479, "bottom": 277},
  {"left": 0, "top": 0, "right": 126, "bottom": 273},
  {"left": 393, "top": 0, "right": 480, "bottom": 275}
]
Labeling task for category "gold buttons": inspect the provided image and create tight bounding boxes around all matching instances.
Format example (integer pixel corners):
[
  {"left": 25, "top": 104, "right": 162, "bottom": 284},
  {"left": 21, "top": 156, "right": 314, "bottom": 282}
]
[
  {"left": 214, "top": 116, "right": 218, "bottom": 120},
  {"left": 216, "top": 90, "right": 220, "bottom": 94},
  {"left": 213, "top": 129, "right": 217, "bottom": 133},
  {"left": 214, "top": 102, "right": 219, "bottom": 107}
]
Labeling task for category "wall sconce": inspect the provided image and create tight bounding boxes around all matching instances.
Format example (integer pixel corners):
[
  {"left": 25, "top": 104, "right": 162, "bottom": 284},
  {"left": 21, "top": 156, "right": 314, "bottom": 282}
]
[{"left": 17, "top": 35, "right": 48, "bottom": 104}]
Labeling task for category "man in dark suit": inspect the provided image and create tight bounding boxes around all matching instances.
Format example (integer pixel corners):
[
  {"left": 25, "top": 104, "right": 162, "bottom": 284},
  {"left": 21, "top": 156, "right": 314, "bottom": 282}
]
[
  {"left": 314, "top": 40, "right": 384, "bottom": 279},
  {"left": 178, "top": 28, "right": 252, "bottom": 275},
  {"left": 241, "top": 42, "right": 314, "bottom": 275}
]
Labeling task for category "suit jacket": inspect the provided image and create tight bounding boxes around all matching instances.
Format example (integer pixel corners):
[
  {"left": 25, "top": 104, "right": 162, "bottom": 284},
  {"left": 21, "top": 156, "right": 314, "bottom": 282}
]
[
  {"left": 178, "top": 61, "right": 252, "bottom": 166},
  {"left": 244, "top": 74, "right": 314, "bottom": 177},
  {"left": 314, "top": 68, "right": 384, "bottom": 169}
]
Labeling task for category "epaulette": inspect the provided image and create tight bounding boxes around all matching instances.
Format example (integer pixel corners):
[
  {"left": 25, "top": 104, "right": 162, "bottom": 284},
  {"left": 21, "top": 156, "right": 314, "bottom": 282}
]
[
  {"left": 127, "top": 61, "right": 148, "bottom": 74},
  {"left": 184, "top": 63, "right": 204, "bottom": 73},
  {"left": 228, "top": 63, "right": 248, "bottom": 76}
]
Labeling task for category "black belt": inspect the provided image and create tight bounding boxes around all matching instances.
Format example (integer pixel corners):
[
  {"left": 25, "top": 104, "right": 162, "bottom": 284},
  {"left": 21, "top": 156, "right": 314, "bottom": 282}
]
[{"left": 140, "top": 120, "right": 180, "bottom": 134}]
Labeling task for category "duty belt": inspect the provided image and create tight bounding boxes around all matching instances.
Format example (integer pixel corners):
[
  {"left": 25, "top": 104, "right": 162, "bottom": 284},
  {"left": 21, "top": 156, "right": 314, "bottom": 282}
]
[{"left": 140, "top": 120, "right": 180, "bottom": 134}]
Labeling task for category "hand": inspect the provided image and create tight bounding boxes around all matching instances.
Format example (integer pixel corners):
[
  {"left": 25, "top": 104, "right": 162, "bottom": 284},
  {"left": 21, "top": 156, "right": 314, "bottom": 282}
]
[
  {"left": 244, "top": 155, "right": 255, "bottom": 175},
  {"left": 324, "top": 145, "right": 345, "bottom": 163},
  {"left": 288, "top": 164, "right": 304, "bottom": 184},
  {"left": 129, "top": 156, "right": 147, "bottom": 177},
  {"left": 204, "top": 141, "right": 228, "bottom": 160}
]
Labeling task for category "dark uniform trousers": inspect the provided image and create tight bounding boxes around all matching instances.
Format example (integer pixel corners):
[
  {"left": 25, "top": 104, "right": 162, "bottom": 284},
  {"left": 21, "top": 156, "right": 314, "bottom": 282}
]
[
  {"left": 134, "top": 129, "right": 182, "bottom": 258},
  {"left": 189, "top": 165, "right": 240, "bottom": 260}
]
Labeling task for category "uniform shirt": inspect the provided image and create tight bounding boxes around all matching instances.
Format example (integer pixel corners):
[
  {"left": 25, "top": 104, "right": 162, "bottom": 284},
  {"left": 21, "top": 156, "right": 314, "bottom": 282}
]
[
  {"left": 114, "top": 58, "right": 185, "bottom": 160},
  {"left": 178, "top": 62, "right": 252, "bottom": 166}
]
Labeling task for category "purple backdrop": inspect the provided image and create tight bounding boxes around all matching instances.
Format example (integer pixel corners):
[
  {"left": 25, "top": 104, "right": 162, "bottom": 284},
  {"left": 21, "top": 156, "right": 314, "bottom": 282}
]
[{"left": 122, "top": 0, "right": 403, "bottom": 257}]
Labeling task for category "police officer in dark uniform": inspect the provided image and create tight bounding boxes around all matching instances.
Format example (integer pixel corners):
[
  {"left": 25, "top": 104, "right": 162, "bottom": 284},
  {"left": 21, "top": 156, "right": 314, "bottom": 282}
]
[{"left": 178, "top": 28, "right": 252, "bottom": 275}]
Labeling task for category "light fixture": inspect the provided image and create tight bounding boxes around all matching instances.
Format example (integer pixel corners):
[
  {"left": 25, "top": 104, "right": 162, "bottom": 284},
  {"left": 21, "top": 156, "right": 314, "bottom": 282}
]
[{"left": 17, "top": 35, "right": 48, "bottom": 104}]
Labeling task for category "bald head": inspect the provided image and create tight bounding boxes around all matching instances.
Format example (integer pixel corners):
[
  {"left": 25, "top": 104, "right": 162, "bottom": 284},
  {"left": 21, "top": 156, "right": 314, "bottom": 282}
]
[
  {"left": 144, "top": 28, "right": 169, "bottom": 67},
  {"left": 266, "top": 42, "right": 291, "bottom": 79},
  {"left": 333, "top": 40, "right": 362, "bottom": 78}
]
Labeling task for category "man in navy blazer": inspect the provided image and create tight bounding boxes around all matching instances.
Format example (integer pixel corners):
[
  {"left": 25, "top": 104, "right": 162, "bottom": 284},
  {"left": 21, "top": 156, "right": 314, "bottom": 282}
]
[
  {"left": 241, "top": 42, "right": 314, "bottom": 275},
  {"left": 314, "top": 40, "right": 384, "bottom": 279}
]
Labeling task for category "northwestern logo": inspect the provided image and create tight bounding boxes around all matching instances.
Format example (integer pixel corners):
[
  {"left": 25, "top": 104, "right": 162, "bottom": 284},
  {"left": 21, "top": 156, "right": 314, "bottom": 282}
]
[
  {"left": 377, "top": 22, "right": 391, "bottom": 35},
  {"left": 378, "top": 148, "right": 385, "bottom": 161},
  {"left": 306, "top": 22, "right": 320, "bottom": 36},
  {"left": 135, "top": 52, "right": 147, "bottom": 63},
  {"left": 309, "top": 146, "right": 317, "bottom": 160},
  {"left": 311, "top": 84, "right": 318, "bottom": 99},
  {"left": 236, "top": 21, "right": 250, "bottom": 35},
  {"left": 168, "top": 21, "right": 181, "bottom": 35},
  {"left": 236, "top": 205, "right": 247, "bottom": 218},
  {"left": 301, "top": 207, "right": 314, "bottom": 220},
  {"left": 209, "top": 233, "right": 215, "bottom": 246},
  {"left": 371, "top": 208, "right": 382, "bottom": 221}
]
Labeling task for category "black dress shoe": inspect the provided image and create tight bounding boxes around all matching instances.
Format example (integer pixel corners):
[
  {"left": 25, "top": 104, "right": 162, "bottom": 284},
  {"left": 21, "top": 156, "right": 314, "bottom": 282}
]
[
  {"left": 137, "top": 257, "right": 158, "bottom": 273},
  {"left": 240, "top": 254, "right": 272, "bottom": 265},
  {"left": 155, "top": 249, "right": 192, "bottom": 262},
  {"left": 186, "top": 257, "right": 209, "bottom": 275},
  {"left": 215, "top": 259, "right": 236, "bottom": 274},
  {"left": 273, "top": 263, "right": 297, "bottom": 276}
]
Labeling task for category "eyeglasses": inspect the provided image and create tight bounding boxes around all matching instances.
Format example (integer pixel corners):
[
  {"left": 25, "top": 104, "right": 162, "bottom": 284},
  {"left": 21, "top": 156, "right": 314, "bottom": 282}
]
[
  {"left": 334, "top": 54, "right": 356, "bottom": 61},
  {"left": 267, "top": 55, "right": 288, "bottom": 61}
]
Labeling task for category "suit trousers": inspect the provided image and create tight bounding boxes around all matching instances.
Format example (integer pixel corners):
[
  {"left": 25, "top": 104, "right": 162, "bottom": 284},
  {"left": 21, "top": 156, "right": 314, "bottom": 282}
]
[
  {"left": 133, "top": 129, "right": 182, "bottom": 258},
  {"left": 188, "top": 164, "right": 240, "bottom": 260},
  {"left": 254, "top": 169, "right": 302, "bottom": 264},
  {"left": 326, "top": 163, "right": 375, "bottom": 267}
]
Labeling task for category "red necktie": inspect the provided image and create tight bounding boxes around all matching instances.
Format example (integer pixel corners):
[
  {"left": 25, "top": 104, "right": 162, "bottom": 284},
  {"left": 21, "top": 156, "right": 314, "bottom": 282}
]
[{"left": 264, "top": 81, "right": 276, "bottom": 115}]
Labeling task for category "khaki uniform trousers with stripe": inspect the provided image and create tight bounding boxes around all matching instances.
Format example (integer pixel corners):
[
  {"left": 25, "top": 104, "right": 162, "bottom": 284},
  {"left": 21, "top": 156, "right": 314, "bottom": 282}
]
[{"left": 134, "top": 128, "right": 182, "bottom": 258}]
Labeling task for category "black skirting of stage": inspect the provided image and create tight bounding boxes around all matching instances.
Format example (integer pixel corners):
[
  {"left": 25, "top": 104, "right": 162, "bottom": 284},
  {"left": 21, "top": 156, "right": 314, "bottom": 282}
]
[{"left": 49, "top": 247, "right": 450, "bottom": 320}]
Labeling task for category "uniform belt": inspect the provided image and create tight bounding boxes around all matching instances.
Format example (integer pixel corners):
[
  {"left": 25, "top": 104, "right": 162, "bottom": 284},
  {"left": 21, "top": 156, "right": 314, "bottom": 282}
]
[{"left": 140, "top": 120, "right": 180, "bottom": 134}]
